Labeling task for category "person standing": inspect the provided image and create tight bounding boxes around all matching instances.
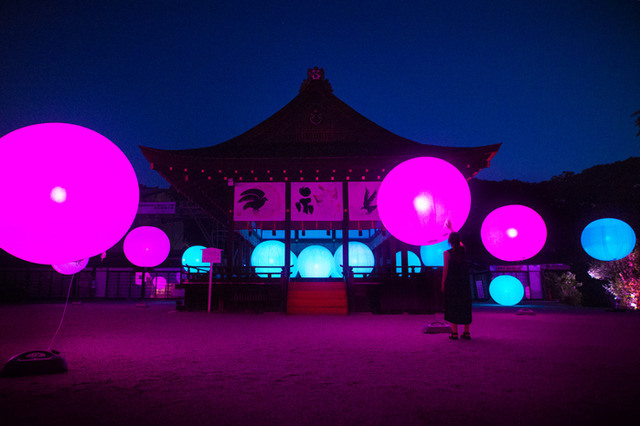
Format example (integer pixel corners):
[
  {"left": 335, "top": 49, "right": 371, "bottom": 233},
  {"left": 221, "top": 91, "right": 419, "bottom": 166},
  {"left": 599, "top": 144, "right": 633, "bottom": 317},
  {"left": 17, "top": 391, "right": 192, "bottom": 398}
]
[{"left": 441, "top": 232, "right": 471, "bottom": 340}]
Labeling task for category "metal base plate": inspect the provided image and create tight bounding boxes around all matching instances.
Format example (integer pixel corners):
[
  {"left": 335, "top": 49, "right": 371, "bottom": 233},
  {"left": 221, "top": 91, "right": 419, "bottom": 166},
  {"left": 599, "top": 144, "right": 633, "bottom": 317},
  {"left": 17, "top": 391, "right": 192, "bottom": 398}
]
[
  {"left": 1, "top": 350, "right": 68, "bottom": 377},
  {"left": 423, "top": 321, "right": 453, "bottom": 334}
]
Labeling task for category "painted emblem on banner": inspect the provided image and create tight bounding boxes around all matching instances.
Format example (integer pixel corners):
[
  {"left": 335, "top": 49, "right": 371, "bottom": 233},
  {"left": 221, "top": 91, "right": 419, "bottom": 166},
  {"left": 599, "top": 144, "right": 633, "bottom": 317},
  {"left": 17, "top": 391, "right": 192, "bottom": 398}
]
[
  {"left": 234, "top": 182, "right": 285, "bottom": 222},
  {"left": 291, "top": 182, "right": 343, "bottom": 221},
  {"left": 348, "top": 182, "right": 381, "bottom": 221}
]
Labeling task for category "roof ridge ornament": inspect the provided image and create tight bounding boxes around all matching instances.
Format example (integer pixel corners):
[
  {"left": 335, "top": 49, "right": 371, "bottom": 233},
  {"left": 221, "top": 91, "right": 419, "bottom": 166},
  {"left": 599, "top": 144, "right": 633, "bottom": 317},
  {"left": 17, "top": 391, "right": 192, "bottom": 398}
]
[
  {"left": 309, "top": 67, "right": 324, "bottom": 80},
  {"left": 299, "top": 67, "right": 333, "bottom": 93}
]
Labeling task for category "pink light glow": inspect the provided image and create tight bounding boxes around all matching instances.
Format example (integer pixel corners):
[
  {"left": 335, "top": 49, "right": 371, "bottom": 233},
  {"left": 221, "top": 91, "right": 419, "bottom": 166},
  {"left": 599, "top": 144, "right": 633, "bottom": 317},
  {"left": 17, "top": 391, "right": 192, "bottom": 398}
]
[
  {"left": 377, "top": 157, "right": 471, "bottom": 245},
  {"left": 52, "top": 258, "right": 89, "bottom": 275},
  {"left": 123, "top": 226, "right": 170, "bottom": 267},
  {"left": 481, "top": 205, "right": 547, "bottom": 261},
  {"left": 153, "top": 276, "right": 168, "bottom": 291},
  {"left": 0, "top": 123, "right": 139, "bottom": 264}
]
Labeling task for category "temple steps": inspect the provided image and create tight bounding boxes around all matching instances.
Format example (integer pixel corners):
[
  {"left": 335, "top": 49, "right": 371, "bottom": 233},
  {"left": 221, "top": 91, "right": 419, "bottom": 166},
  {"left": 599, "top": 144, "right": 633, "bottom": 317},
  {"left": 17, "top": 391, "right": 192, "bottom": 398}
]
[{"left": 286, "top": 281, "right": 348, "bottom": 315}]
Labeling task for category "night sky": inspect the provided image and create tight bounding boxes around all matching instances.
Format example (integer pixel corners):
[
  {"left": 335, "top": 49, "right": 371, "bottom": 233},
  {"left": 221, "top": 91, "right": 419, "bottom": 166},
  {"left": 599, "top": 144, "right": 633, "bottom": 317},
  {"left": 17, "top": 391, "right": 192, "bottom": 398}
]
[{"left": 1, "top": 0, "right": 639, "bottom": 189}]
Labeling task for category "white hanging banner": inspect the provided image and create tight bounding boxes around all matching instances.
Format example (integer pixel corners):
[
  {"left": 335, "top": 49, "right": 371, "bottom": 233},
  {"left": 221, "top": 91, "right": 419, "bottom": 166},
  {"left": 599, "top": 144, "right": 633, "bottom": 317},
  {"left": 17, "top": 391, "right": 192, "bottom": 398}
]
[
  {"left": 291, "top": 182, "right": 343, "bottom": 221},
  {"left": 348, "top": 182, "right": 380, "bottom": 221},
  {"left": 234, "top": 182, "right": 286, "bottom": 222}
]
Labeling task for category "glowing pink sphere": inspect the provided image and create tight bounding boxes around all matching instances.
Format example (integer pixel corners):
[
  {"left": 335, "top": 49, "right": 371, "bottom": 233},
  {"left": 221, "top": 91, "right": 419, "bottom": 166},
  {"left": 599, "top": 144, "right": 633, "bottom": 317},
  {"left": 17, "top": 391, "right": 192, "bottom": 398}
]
[
  {"left": 481, "top": 205, "right": 547, "bottom": 261},
  {"left": 153, "top": 276, "right": 168, "bottom": 291},
  {"left": 52, "top": 258, "right": 89, "bottom": 275},
  {"left": 377, "top": 157, "right": 471, "bottom": 246},
  {"left": 0, "top": 123, "right": 139, "bottom": 264},
  {"left": 124, "top": 226, "right": 170, "bottom": 267}
]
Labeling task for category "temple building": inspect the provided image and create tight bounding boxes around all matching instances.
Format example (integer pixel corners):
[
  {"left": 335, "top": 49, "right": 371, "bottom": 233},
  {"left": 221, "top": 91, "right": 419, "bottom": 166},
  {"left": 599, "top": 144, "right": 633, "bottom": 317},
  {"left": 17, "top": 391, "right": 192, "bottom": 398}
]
[{"left": 140, "top": 67, "right": 501, "bottom": 313}]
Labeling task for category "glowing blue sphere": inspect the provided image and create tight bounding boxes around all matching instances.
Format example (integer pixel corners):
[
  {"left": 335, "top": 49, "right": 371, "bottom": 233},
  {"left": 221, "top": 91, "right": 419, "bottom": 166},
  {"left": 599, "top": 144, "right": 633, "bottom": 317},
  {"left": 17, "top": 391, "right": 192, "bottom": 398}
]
[
  {"left": 182, "top": 245, "right": 209, "bottom": 273},
  {"left": 289, "top": 253, "right": 299, "bottom": 278},
  {"left": 298, "top": 245, "right": 334, "bottom": 278},
  {"left": 395, "top": 251, "right": 422, "bottom": 276},
  {"left": 250, "top": 240, "right": 297, "bottom": 278},
  {"left": 420, "top": 240, "right": 451, "bottom": 267},
  {"left": 581, "top": 218, "right": 636, "bottom": 261},
  {"left": 489, "top": 275, "right": 525, "bottom": 306},
  {"left": 334, "top": 242, "right": 375, "bottom": 278}
]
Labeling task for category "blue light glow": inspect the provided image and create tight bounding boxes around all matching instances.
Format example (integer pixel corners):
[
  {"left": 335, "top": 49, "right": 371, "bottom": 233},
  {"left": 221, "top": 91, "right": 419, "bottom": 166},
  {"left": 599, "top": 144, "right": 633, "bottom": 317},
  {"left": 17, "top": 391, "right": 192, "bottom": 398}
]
[
  {"left": 489, "top": 275, "right": 525, "bottom": 306},
  {"left": 298, "top": 245, "right": 334, "bottom": 278},
  {"left": 581, "top": 218, "right": 636, "bottom": 261},
  {"left": 420, "top": 240, "right": 451, "bottom": 267},
  {"left": 395, "top": 251, "right": 422, "bottom": 276},
  {"left": 334, "top": 242, "right": 375, "bottom": 278},
  {"left": 182, "top": 245, "right": 209, "bottom": 273},
  {"left": 250, "top": 240, "right": 297, "bottom": 278}
]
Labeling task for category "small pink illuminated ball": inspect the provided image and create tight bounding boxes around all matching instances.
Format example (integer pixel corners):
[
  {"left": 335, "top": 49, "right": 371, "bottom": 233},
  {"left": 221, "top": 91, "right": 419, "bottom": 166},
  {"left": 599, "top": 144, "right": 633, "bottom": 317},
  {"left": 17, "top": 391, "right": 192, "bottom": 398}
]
[
  {"left": 377, "top": 157, "right": 471, "bottom": 246},
  {"left": 481, "top": 205, "right": 547, "bottom": 261},
  {"left": 153, "top": 276, "right": 168, "bottom": 291},
  {"left": 123, "top": 226, "right": 170, "bottom": 267},
  {"left": 52, "top": 258, "right": 89, "bottom": 275},
  {"left": 0, "top": 123, "right": 139, "bottom": 264}
]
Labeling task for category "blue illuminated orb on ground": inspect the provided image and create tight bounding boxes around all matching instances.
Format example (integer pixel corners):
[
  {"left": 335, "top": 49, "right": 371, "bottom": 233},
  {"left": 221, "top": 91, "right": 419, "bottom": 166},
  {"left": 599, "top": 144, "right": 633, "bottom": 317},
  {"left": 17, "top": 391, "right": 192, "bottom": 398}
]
[
  {"left": 420, "top": 240, "right": 451, "bottom": 267},
  {"left": 489, "top": 275, "right": 525, "bottom": 306},
  {"left": 395, "top": 251, "right": 422, "bottom": 276},
  {"left": 334, "top": 242, "right": 375, "bottom": 278},
  {"left": 250, "top": 241, "right": 298, "bottom": 278},
  {"left": 581, "top": 218, "right": 636, "bottom": 261},
  {"left": 182, "top": 245, "right": 209, "bottom": 273},
  {"left": 298, "top": 245, "right": 334, "bottom": 278}
]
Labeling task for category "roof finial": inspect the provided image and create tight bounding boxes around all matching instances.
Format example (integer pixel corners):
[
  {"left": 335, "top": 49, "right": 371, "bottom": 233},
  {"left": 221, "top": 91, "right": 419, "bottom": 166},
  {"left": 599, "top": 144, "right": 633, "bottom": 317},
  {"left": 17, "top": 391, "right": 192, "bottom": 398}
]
[
  {"left": 300, "top": 67, "right": 332, "bottom": 93},
  {"left": 308, "top": 67, "right": 324, "bottom": 80}
]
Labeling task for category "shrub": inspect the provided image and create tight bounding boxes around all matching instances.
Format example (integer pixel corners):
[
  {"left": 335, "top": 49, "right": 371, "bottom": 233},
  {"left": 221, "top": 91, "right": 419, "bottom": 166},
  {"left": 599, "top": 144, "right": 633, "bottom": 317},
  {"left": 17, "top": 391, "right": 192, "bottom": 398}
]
[
  {"left": 543, "top": 271, "right": 583, "bottom": 306},
  {"left": 588, "top": 249, "right": 640, "bottom": 310}
]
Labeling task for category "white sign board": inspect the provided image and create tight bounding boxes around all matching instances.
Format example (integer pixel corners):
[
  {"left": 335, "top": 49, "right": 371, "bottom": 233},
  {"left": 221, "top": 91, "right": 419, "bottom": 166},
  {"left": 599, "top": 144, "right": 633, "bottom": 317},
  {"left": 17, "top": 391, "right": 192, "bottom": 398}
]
[{"left": 202, "top": 248, "right": 222, "bottom": 264}]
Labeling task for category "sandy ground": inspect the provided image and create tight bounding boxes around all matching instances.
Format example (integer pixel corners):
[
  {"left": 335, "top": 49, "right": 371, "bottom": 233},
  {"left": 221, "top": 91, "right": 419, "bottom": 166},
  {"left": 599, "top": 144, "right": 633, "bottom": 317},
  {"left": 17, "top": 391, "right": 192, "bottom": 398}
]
[{"left": 0, "top": 301, "right": 639, "bottom": 426}]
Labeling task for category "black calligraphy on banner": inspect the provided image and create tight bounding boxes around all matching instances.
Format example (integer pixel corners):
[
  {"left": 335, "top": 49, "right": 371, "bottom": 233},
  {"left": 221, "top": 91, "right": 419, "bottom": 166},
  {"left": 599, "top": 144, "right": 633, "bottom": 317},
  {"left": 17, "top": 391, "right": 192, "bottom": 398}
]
[
  {"left": 233, "top": 182, "right": 285, "bottom": 222},
  {"left": 291, "top": 182, "right": 343, "bottom": 221},
  {"left": 348, "top": 182, "right": 381, "bottom": 221}
]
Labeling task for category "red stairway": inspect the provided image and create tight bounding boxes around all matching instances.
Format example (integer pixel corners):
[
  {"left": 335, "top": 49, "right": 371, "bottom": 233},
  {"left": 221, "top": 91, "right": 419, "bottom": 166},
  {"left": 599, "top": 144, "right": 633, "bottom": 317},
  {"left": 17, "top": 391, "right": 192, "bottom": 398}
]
[{"left": 286, "top": 281, "right": 348, "bottom": 315}]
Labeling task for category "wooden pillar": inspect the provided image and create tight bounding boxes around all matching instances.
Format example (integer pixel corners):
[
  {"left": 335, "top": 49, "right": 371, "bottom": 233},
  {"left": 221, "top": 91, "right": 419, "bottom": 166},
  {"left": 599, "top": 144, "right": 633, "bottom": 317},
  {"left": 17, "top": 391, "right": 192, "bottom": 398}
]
[
  {"left": 342, "top": 181, "right": 351, "bottom": 313},
  {"left": 401, "top": 244, "right": 409, "bottom": 277},
  {"left": 226, "top": 211, "right": 234, "bottom": 267},
  {"left": 283, "top": 182, "right": 292, "bottom": 313}
]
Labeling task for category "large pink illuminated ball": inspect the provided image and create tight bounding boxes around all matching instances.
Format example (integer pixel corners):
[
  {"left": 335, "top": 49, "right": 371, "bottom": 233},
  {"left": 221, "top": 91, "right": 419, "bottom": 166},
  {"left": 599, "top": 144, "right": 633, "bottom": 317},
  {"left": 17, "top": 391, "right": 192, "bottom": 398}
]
[
  {"left": 0, "top": 123, "right": 139, "bottom": 264},
  {"left": 124, "top": 226, "right": 170, "bottom": 267},
  {"left": 481, "top": 205, "right": 547, "bottom": 261},
  {"left": 377, "top": 157, "right": 471, "bottom": 246}
]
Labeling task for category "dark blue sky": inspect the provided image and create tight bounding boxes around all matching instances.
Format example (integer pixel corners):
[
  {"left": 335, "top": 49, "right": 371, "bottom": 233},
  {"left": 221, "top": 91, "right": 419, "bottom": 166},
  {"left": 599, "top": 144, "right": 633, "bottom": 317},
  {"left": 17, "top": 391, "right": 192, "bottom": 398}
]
[{"left": 1, "top": 0, "right": 639, "bottom": 188}]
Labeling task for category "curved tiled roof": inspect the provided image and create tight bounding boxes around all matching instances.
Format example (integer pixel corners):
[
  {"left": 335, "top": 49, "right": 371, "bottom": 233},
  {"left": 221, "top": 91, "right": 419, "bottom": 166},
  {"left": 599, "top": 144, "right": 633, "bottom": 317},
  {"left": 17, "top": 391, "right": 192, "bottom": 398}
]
[{"left": 140, "top": 67, "right": 500, "bottom": 222}]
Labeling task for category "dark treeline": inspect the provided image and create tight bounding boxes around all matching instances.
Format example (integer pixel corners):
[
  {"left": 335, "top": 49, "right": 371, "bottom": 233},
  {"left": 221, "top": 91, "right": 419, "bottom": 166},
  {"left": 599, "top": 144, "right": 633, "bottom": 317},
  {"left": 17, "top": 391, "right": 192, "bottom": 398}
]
[{"left": 464, "top": 157, "right": 640, "bottom": 306}]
